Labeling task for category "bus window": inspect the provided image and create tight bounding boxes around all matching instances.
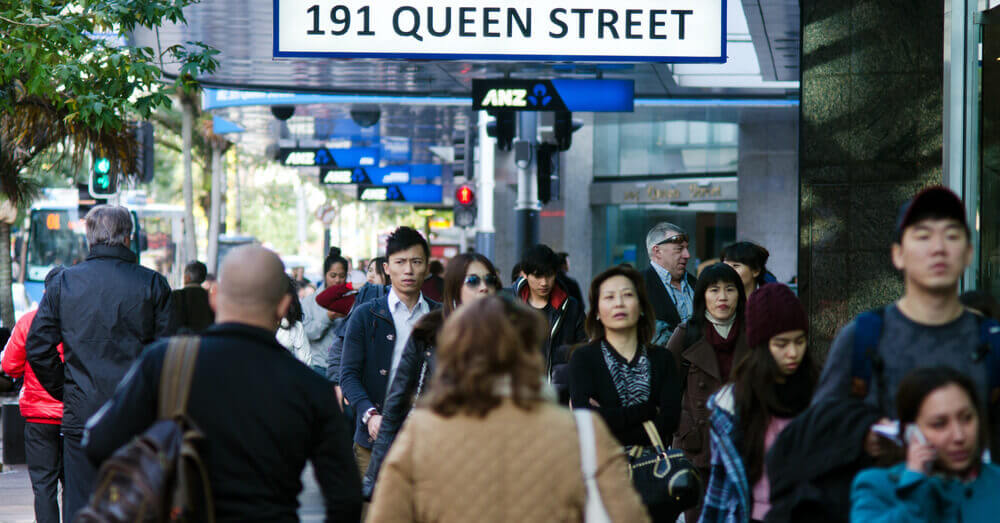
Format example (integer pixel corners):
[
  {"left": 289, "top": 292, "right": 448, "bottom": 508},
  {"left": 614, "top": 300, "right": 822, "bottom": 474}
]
[{"left": 26, "top": 209, "right": 88, "bottom": 281}]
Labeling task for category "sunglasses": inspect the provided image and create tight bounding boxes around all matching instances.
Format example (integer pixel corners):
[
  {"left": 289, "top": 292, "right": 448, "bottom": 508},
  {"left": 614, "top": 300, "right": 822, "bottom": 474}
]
[
  {"left": 656, "top": 233, "right": 689, "bottom": 246},
  {"left": 464, "top": 273, "right": 500, "bottom": 288}
]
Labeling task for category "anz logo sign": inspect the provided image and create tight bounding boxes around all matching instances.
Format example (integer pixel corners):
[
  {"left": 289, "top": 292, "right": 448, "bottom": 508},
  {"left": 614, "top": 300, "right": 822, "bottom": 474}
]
[{"left": 476, "top": 82, "right": 560, "bottom": 111}]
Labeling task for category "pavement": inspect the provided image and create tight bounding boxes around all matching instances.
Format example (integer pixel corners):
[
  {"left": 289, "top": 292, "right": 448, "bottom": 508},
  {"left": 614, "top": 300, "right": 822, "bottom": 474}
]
[{"left": 0, "top": 455, "right": 328, "bottom": 523}]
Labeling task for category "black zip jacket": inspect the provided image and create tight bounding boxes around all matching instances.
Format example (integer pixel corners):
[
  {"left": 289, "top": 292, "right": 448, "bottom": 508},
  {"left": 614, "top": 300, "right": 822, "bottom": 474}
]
[
  {"left": 26, "top": 244, "right": 174, "bottom": 431},
  {"left": 361, "top": 309, "right": 442, "bottom": 499}
]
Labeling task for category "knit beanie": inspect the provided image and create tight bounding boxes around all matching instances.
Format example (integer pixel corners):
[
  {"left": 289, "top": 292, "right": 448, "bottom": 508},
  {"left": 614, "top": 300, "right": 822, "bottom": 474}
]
[{"left": 745, "top": 283, "right": 808, "bottom": 347}]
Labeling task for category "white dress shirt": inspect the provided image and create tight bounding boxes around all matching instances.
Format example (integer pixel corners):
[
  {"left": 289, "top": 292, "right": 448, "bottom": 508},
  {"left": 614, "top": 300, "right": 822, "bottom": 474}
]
[{"left": 386, "top": 287, "right": 430, "bottom": 391}]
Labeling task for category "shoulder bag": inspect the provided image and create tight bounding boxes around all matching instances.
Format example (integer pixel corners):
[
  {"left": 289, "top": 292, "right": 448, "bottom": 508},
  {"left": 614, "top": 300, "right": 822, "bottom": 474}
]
[{"left": 625, "top": 420, "right": 702, "bottom": 510}]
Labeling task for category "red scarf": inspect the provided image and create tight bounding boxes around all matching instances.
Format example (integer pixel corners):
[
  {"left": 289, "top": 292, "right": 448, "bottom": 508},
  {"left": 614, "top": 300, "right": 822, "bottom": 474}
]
[{"left": 704, "top": 316, "right": 741, "bottom": 381}]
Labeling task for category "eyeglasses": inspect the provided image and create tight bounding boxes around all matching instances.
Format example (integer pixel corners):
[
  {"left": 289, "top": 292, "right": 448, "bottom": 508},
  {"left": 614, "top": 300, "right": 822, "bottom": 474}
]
[
  {"left": 656, "top": 233, "right": 689, "bottom": 246},
  {"left": 464, "top": 273, "right": 500, "bottom": 288}
]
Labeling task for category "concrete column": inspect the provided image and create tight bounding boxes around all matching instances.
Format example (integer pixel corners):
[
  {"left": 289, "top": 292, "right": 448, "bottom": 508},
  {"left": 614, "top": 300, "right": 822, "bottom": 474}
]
[{"left": 799, "top": 1, "right": 944, "bottom": 352}]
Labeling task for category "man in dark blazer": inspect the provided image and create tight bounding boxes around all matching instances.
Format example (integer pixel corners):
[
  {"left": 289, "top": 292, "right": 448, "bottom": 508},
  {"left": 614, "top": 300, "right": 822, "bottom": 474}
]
[
  {"left": 170, "top": 260, "right": 215, "bottom": 333},
  {"left": 83, "top": 245, "right": 362, "bottom": 522},
  {"left": 340, "top": 227, "right": 440, "bottom": 477},
  {"left": 644, "top": 222, "right": 697, "bottom": 346}
]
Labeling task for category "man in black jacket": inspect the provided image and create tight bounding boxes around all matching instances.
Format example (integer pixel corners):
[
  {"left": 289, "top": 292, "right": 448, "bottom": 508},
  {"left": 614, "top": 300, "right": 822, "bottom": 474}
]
[
  {"left": 644, "top": 222, "right": 697, "bottom": 345},
  {"left": 26, "top": 205, "right": 174, "bottom": 520},
  {"left": 83, "top": 245, "right": 362, "bottom": 522},
  {"left": 170, "top": 260, "right": 215, "bottom": 333}
]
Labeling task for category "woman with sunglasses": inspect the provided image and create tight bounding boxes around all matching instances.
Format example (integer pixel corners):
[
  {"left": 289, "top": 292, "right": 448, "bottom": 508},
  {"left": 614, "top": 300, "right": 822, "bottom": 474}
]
[{"left": 361, "top": 252, "right": 503, "bottom": 498}]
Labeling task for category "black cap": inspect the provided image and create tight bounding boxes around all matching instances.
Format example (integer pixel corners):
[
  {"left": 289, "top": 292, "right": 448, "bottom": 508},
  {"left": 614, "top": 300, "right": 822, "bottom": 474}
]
[{"left": 894, "top": 186, "right": 968, "bottom": 243}]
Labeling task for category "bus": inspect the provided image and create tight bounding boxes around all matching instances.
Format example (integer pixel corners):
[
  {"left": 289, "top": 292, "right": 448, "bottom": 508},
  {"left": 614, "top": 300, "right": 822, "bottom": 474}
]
[{"left": 21, "top": 189, "right": 186, "bottom": 314}]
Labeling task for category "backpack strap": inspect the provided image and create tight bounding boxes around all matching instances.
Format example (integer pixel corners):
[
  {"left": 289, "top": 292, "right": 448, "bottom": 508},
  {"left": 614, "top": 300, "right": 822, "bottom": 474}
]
[
  {"left": 977, "top": 317, "right": 1000, "bottom": 405},
  {"left": 159, "top": 336, "right": 201, "bottom": 420},
  {"left": 850, "top": 308, "right": 886, "bottom": 399}
]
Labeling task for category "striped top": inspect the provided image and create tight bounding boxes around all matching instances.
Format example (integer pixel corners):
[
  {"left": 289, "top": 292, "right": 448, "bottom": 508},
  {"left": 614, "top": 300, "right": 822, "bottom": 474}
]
[{"left": 601, "top": 342, "right": 651, "bottom": 407}]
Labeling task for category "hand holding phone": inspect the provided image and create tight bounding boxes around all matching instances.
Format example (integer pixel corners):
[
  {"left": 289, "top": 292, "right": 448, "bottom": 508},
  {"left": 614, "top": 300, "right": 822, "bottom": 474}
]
[{"left": 905, "top": 424, "right": 936, "bottom": 475}]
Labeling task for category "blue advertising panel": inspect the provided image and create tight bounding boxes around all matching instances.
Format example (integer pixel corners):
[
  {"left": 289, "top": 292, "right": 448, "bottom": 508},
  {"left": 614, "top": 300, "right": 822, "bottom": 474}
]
[
  {"left": 278, "top": 147, "right": 379, "bottom": 168},
  {"left": 321, "top": 164, "right": 443, "bottom": 185},
  {"left": 472, "top": 79, "right": 633, "bottom": 112},
  {"left": 357, "top": 184, "right": 443, "bottom": 203}
]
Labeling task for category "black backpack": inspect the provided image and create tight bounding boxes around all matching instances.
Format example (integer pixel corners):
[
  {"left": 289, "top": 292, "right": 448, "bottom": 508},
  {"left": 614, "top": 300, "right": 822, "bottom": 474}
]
[{"left": 77, "top": 336, "right": 215, "bottom": 523}]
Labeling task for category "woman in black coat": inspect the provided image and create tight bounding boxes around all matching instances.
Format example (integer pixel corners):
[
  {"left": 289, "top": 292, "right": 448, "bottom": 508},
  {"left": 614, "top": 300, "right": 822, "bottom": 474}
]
[
  {"left": 361, "top": 253, "right": 502, "bottom": 498},
  {"left": 569, "top": 264, "right": 682, "bottom": 522}
]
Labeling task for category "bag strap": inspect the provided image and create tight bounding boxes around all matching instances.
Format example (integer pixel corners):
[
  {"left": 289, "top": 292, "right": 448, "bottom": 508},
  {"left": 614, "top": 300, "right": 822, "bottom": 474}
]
[
  {"left": 159, "top": 336, "right": 201, "bottom": 420},
  {"left": 850, "top": 308, "right": 885, "bottom": 399},
  {"left": 641, "top": 420, "right": 667, "bottom": 454},
  {"left": 573, "top": 410, "right": 612, "bottom": 523}
]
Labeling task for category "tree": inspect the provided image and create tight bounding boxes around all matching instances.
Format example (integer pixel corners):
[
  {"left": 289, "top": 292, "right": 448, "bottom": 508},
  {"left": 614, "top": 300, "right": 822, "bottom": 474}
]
[{"left": 0, "top": 0, "right": 219, "bottom": 326}]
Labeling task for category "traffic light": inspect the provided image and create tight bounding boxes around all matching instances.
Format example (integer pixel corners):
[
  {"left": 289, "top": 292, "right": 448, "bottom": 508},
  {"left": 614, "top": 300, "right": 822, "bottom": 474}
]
[
  {"left": 452, "top": 124, "right": 476, "bottom": 180},
  {"left": 486, "top": 111, "right": 515, "bottom": 152},
  {"left": 536, "top": 143, "right": 560, "bottom": 204},
  {"left": 454, "top": 184, "right": 476, "bottom": 228},
  {"left": 134, "top": 121, "right": 155, "bottom": 183},
  {"left": 90, "top": 155, "right": 118, "bottom": 198},
  {"left": 553, "top": 111, "right": 584, "bottom": 151}
]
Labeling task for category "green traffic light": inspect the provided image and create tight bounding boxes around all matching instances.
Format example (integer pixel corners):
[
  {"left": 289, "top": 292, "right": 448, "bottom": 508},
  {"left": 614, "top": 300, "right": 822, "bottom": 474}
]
[
  {"left": 96, "top": 174, "right": 110, "bottom": 189},
  {"left": 94, "top": 157, "right": 111, "bottom": 175}
]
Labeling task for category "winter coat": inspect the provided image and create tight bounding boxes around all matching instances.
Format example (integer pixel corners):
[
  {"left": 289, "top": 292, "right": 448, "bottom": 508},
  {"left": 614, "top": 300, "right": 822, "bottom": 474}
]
[
  {"left": 666, "top": 322, "right": 750, "bottom": 470},
  {"left": 276, "top": 319, "right": 309, "bottom": 364},
  {"left": 763, "top": 398, "right": 881, "bottom": 523},
  {"left": 2, "top": 310, "right": 64, "bottom": 423},
  {"left": 362, "top": 309, "right": 442, "bottom": 499},
  {"left": 26, "top": 244, "right": 174, "bottom": 431},
  {"left": 169, "top": 284, "right": 214, "bottom": 333},
  {"left": 699, "top": 384, "right": 750, "bottom": 523},
  {"left": 301, "top": 283, "right": 341, "bottom": 370},
  {"left": 367, "top": 399, "right": 651, "bottom": 523},
  {"left": 567, "top": 340, "right": 681, "bottom": 447},
  {"left": 340, "top": 294, "right": 441, "bottom": 448},
  {"left": 851, "top": 463, "right": 1000, "bottom": 523},
  {"left": 327, "top": 282, "right": 389, "bottom": 384},
  {"left": 513, "top": 278, "right": 587, "bottom": 380}
]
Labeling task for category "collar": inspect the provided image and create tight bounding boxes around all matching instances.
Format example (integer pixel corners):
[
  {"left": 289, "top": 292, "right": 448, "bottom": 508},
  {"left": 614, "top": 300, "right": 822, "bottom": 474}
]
[
  {"left": 204, "top": 322, "right": 284, "bottom": 350},
  {"left": 651, "top": 262, "right": 690, "bottom": 292},
  {"left": 85, "top": 244, "right": 137, "bottom": 264},
  {"left": 388, "top": 287, "right": 428, "bottom": 314},
  {"left": 517, "top": 279, "right": 569, "bottom": 309},
  {"left": 705, "top": 310, "right": 737, "bottom": 338}
]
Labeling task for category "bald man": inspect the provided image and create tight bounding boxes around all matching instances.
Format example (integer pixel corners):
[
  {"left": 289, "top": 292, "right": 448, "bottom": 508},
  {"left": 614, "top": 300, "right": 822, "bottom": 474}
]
[{"left": 81, "top": 246, "right": 363, "bottom": 522}]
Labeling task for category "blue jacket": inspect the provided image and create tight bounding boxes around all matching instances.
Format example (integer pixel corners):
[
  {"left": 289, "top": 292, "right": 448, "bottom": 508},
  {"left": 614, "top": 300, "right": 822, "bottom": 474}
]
[
  {"left": 339, "top": 293, "right": 440, "bottom": 448},
  {"left": 851, "top": 462, "right": 1000, "bottom": 523}
]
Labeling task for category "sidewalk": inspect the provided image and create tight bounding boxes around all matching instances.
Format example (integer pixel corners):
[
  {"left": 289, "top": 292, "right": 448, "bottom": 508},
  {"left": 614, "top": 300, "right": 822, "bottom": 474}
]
[{"left": 0, "top": 462, "right": 328, "bottom": 522}]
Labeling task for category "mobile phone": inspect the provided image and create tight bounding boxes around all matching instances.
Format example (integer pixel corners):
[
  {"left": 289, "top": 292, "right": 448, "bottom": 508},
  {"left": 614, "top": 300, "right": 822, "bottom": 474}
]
[{"left": 905, "top": 424, "right": 928, "bottom": 446}]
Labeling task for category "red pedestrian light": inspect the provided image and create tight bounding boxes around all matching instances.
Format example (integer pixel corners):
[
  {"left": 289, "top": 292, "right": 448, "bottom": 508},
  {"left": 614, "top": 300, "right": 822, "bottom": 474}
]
[{"left": 456, "top": 185, "right": 475, "bottom": 206}]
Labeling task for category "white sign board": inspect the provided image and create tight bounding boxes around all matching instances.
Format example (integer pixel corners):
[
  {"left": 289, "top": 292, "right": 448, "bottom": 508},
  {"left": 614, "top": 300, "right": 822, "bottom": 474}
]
[{"left": 274, "top": 0, "right": 726, "bottom": 63}]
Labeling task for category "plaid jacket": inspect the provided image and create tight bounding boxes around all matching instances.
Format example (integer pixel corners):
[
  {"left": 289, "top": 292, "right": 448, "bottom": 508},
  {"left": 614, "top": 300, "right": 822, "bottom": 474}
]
[{"left": 699, "top": 384, "right": 751, "bottom": 523}]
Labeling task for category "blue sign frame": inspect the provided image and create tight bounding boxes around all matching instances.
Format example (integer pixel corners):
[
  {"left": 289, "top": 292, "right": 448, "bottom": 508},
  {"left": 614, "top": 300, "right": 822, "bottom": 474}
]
[
  {"left": 273, "top": 0, "right": 727, "bottom": 64},
  {"left": 357, "top": 184, "right": 443, "bottom": 203}
]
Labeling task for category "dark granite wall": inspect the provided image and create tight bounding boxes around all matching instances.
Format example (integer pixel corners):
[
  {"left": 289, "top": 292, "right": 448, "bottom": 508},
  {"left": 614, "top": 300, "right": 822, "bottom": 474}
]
[{"left": 800, "top": 1, "right": 944, "bottom": 352}]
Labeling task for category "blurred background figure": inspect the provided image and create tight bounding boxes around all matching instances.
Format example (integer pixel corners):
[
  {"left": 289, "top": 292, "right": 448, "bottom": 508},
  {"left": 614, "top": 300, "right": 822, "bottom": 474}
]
[
  {"left": 959, "top": 290, "right": 1000, "bottom": 320},
  {"left": 366, "top": 256, "right": 390, "bottom": 286},
  {"left": 302, "top": 247, "right": 349, "bottom": 375},
  {"left": 276, "top": 275, "right": 309, "bottom": 365},
  {"left": 421, "top": 259, "right": 445, "bottom": 302},
  {"left": 170, "top": 260, "right": 214, "bottom": 334},
  {"left": 721, "top": 241, "right": 775, "bottom": 299},
  {"left": 368, "top": 296, "right": 650, "bottom": 523}
]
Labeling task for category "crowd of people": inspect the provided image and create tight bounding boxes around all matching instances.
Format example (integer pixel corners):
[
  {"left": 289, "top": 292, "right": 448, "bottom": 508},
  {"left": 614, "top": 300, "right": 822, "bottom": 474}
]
[{"left": 1, "top": 185, "right": 1000, "bottom": 522}]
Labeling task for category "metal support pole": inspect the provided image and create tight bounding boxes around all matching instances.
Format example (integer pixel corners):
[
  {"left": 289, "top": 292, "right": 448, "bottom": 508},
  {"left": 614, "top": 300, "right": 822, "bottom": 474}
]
[
  {"left": 206, "top": 144, "right": 222, "bottom": 274},
  {"left": 475, "top": 110, "right": 496, "bottom": 259},
  {"left": 514, "top": 112, "right": 539, "bottom": 264},
  {"left": 181, "top": 101, "right": 197, "bottom": 263}
]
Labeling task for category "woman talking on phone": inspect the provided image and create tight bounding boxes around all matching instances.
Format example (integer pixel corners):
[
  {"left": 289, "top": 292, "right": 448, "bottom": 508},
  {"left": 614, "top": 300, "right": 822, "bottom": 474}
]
[{"left": 851, "top": 366, "right": 1000, "bottom": 522}]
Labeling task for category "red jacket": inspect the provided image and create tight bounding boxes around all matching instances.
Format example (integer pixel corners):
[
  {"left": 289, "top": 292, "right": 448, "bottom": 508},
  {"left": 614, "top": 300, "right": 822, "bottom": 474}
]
[{"left": 2, "top": 310, "right": 63, "bottom": 423}]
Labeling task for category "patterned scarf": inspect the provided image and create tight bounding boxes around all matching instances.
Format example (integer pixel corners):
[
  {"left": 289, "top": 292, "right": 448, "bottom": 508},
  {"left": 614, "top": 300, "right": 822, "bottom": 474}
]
[{"left": 601, "top": 341, "right": 651, "bottom": 407}]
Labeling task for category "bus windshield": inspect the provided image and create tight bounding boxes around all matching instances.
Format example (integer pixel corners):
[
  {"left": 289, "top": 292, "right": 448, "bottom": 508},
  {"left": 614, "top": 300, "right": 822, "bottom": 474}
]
[{"left": 25, "top": 209, "right": 89, "bottom": 281}]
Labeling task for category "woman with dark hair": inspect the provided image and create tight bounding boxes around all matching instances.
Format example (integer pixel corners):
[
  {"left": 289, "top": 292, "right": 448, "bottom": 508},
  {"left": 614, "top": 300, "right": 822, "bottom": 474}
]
[
  {"left": 851, "top": 366, "right": 1000, "bottom": 522},
  {"left": 568, "top": 264, "right": 683, "bottom": 522},
  {"left": 276, "top": 275, "right": 309, "bottom": 364},
  {"left": 366, "top": 256, "right": 390, "bottom": 286},
  {"left": 699, "top": 283, "right": 817, "bottom": 523},
  {"left": 666, "top": 262, "right": 749, "bottom": 521},
  {"left": 721, "top": 241, "right": 772, "bottom": 299},
  {"left": 361, "top": 252, "right": 503, "bottom": 497},
  {"left": 368, "top": 297, "right": 649, "bottom": 522},
  {"left": 302, "top": 247, "right": 349, "bottom": 374}
]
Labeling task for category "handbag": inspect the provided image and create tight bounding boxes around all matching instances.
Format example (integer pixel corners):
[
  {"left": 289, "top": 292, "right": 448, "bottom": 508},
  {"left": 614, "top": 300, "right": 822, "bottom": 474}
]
[
  {"left": 624, "top": 420, "right": 702, "bottom": 510},
  {"left": 573, "top": 410, "right": 612, "bottom": 523}
]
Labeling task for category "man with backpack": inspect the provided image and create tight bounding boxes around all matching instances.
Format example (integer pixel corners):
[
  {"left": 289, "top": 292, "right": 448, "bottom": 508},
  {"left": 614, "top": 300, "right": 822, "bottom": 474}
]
[
  {"left": 812, "top": 185, "right": 1000, "bottom": 457},
  {"left": 82, "top": 245, "right": 362, "bottom": 522}
]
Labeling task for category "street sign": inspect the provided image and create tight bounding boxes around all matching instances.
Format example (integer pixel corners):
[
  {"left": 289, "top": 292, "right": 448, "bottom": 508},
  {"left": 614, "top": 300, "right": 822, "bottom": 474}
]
[
  {"left": 472, "top": 79, "right": 633, "bottom": 112},
  {"left": 357, "top": 184, "right": 443, "bottom": 203},
  {"left": 278, "top": 147, "right": 380, "bottom": 168},
  {"left": 274, "top": 0, "right": 726, "bottom": 63}
]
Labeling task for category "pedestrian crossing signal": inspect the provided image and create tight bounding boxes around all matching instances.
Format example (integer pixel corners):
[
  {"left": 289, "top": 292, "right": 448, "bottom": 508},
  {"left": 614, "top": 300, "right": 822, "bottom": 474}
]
[{"left": 90, "top": 156, "right": 119, "bottom": 198}]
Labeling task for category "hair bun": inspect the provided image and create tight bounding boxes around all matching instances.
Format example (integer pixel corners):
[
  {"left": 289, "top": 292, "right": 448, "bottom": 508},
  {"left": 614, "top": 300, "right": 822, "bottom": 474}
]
[{"left": 328, "top": 247, "right": 342, "bottom": 259}]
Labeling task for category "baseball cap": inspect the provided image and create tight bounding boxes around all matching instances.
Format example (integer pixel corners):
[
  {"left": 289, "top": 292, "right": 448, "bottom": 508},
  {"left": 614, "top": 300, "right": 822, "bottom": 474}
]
[{"left": 894, "top": 186, "right": 969, "bottom": 243}]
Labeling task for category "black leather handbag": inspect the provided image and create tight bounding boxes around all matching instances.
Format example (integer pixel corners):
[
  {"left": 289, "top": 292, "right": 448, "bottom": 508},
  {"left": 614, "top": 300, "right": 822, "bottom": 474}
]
[{"left": 624, "top": 421, "right": 702, "bottom": 510}]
